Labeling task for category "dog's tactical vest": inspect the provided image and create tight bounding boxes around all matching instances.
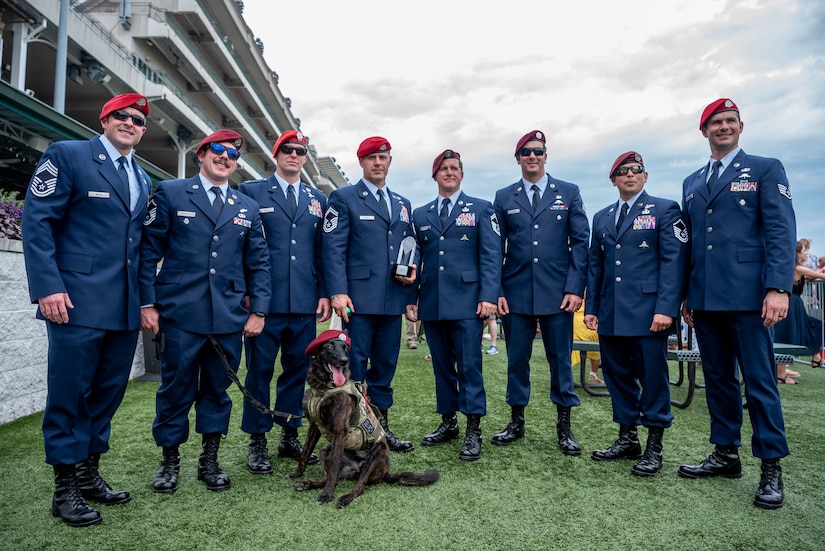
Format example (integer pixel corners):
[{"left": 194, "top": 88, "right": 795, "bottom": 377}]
[{"left": 304, "top": 381, "right": 385, "bottom": 451}]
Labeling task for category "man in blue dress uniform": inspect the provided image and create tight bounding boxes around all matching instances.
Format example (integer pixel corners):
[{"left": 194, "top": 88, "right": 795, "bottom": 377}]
[
  {"left": 322, "top": 136, "right": 418, "bottom": 452},
  {"left": 585, "top": 151, "right": 688, "bottom": 477},
  {"left": 237, "top": 130, "right": 329, "bottom": 473},
  {"left": 408, "top": 150, "right": 501, "bottom": 461},
  {"left": 22, "top": 93, "right": 152, "bottom": 527},
  {"left": 677, "top": 99, "right": 795, "bottom": 509},
  {"left": 140, "top": 130, "right": 271, "bottom": 494},
  {"left": 492, "top": 130, "right": 590, "bottom": 456}
]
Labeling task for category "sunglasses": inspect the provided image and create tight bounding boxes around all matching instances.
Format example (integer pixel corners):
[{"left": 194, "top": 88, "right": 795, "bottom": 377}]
[
  {"left": 442, "top": 150, "right": 460, "bottom": 159},
  {"left": 518, "top": 147, "right": 546, "bottom": 157},
  {"left": 614, "top": 165, "right": 645, "bottom": 177},
  {"left": 280, "top": 145, "right": 308, "bottom": 156},
  {"left": 110, "top": 110, "right": 146, "bottom": 127},
  {"left": 208, "top": 142, "right": 241, "bottom": 160}
]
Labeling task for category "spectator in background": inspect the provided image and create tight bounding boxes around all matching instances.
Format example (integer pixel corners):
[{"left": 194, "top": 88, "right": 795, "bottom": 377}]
[
  {"left": 484, "top": 316, "right": 500, "bottom": 355},
  {"left": 799, "top": 238, "right": 817, "bottom": 269},
  {"left": 572, "top": 299, "right": 602, "bottom": 384},
  {"left": 817, "top": 256, "right": 825, "bottom": 274}
]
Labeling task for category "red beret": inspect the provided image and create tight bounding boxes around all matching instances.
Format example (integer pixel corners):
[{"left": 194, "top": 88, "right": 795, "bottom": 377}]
[
  {"left": 272, "top": 130, "right": 308, "bottom": 157},
  {"left": 431, "top": 149, "right": 461, "bottom": 177},
  {"left": 699, "top": 98, "right": 739, "bottom": 129},
  {"left": 357, "top": 136, "right": 391, "bottom": 158},
  {"left": 197, "top": 129, "right": 245, "bottom": 154},
  {"left": 514, "top": 130, "right": 546, "bottom": 156},
  {"left": 99, "top": 93, "right": 150, "bottom": 120},
  {"left": 609, "top": 151, "right": 644, "bottom": 178},
  {"left": 304, "top": 330, "right": 351, "bottom": 356}
]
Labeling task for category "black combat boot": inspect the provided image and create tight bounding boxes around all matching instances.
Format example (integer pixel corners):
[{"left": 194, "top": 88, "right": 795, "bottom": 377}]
[
  {"left": 754, "top": 459, "right": 784, "bottom": 509},
  {"left": 422, "top": 413, "right": 460, "bottom": 446},
  {"left": 491, "top": 406, "right": 525, "bottom": 446},
  {"left": 278, "top": 427, "right": 319, "bottom": 464},
  {"left": 76, "top": 453, "right": 131, "bottom": 505},
  {"left": 153, "top": 445, "right": 180, "bottom": 494},
  {"left": 458, "top": 414, "right": 482, "bottom": 461},
  {"left": 247, "top": 433, "right": 273, "bottom": 475},
  {"left": 197, "top": 434, "right": 231, "bottom": 491},
  {"left": 678, "top": 445, "right": 742, "bottom": 479},
  {"left": 556, "top": 405, "right": 581, "bottom": 456},
  {"left": 379, "top": 410, "right": 414, "bottom": 453},
  {"left": 631, "top": 427, "right": 664, "bottom": 477},
  {"left": 591, "top": 425, "right": 642, "bottom": 461},
  {"left": 52, "top": 464, "right": 102, "bottom": 527}
]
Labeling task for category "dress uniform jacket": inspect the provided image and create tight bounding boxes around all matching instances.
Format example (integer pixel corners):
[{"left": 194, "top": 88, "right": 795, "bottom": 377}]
[
  {"left": 139, "top": 176, "right": 271, "bottom": 334},
  {"left": 494, "top": 175, "right": 590, "bottom": 313},
  {"left": 23, "top": 136, "right": 150, "bottom": 330},
  {"left": 238, "top": 177, "right": 326, "bottom": 314},
  {"left": 682, "top": 149, "right": 795, "bottom": 311},
  {"left": 322, "top": 180, "right": 417, "bottom": 314},
  {"left": 413, "top": 192, "right": 501, "bottom": 321},
  {"left": 586, "top": 191, "right": 687, "bottom": 336}
]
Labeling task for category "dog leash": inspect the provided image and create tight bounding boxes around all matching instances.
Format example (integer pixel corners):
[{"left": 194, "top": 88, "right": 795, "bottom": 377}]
[{"left": 209, "top": 335, "right": 302, "bottom": 421}]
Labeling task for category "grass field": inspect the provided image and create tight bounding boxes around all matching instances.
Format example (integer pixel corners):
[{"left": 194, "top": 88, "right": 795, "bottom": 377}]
[{"left": 1, "top": 335, "right": 823, "bottom": 550}]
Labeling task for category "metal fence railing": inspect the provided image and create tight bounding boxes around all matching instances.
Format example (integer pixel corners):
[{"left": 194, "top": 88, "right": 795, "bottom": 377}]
[{"left": 801, "top": 279, "right": 825, "bottom": 359}]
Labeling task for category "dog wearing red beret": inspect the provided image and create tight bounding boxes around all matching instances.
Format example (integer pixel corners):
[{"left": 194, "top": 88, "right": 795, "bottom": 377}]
[{"left": 288, "top": 330, "right": 439, "bottom": 508}]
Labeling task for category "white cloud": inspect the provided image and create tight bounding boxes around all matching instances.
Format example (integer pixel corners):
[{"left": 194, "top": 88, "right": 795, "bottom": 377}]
[{"left": 243, "top": 0, "right": 825, "bottom": 252}]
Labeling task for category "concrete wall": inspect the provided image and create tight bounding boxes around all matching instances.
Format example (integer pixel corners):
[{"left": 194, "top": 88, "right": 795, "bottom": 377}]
[{"left": 0, "top": 240, "right": 145, "bottom": 425}]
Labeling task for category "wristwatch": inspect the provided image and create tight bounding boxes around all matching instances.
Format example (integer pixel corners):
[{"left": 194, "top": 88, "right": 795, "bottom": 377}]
[
  {"left": 768, "top": 288, "right": 789, "bottom": 295},
  {"left": 253, "top": 311, "right": 267, "bottom": 317}
]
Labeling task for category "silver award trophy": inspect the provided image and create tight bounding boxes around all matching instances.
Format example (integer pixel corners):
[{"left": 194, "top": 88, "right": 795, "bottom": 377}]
[{"left": 395, "top": 236, "right": 417, "bottom": 277}]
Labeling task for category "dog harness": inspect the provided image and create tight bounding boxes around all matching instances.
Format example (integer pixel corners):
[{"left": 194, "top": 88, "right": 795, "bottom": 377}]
[{"left": 304, "top": 381, "right": 385, "bottom": 451}]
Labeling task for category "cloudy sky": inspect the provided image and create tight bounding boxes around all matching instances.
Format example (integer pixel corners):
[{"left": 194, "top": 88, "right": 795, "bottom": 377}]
[{"left": 243, "top": 0, "right": 825, "bottom": 258}]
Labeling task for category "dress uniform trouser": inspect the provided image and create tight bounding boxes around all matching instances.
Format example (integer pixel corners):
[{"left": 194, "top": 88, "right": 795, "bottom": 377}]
[
  {"left": 423, "top": 318, "right": 487, "bottom": 416},
  {"left": 152, "top": 323, "right": 242, "bottom": 447},
  {"left": 692, "top": 310, "right": 789, "bottom": 459},
  {"left": 241, "top": 313, "right": 314, "bottom": 433},
  {"left": 344, "top": 314, "right": 402, "bottom": 412},
  {"left": 599, "top": 334, "right": 673, "bottom": 428},
  {"left": 501, "top": 312, "right": 581, "bottom": 408},
  {"left": 42, "top": 323, "right": 138, "bottom": 465}
]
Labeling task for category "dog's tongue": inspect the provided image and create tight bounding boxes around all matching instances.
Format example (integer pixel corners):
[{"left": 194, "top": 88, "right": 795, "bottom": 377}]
[{"left": 331, "top": 365, "right": 346, "bottom": 387}]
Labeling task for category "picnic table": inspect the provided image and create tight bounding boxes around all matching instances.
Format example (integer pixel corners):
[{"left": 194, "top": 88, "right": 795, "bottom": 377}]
[{"left": 573, "top": 340, "right": 807, "bottom": 409}]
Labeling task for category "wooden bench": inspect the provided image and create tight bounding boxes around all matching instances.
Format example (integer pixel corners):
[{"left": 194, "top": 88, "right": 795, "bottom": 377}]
[{"left": 573, "top": 340, "right": 806, "bottom": 409}]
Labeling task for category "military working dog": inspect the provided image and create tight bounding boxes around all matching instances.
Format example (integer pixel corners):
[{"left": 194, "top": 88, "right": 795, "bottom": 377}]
[{"left": 288, "top": 330, "right": 439, "bottom": 508}]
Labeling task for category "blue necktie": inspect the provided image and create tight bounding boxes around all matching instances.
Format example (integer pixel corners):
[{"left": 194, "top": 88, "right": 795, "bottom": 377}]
[
  {"left": 377, "top": 188, "right": 389, "bottom": 219},
  {"left": 117, "top": 157, "right": 131, "bottom": 207},
  {"left": 531, "top": 184, "right": 540, "bottom": 211},
  {"left": 616, "top": 202, "right": 628, "bottom": 231},
  {"left": 210, "top": 187, "right": 224, "bottom": 219},
  {"left": 287, "top": 184, "right": 297, "bottom": 217},
  {"left": 440, "top": 198, "right": 451, "bottom": 226},
  {"left": 707, "top": 160, "right": 722, "bottom": 192}
]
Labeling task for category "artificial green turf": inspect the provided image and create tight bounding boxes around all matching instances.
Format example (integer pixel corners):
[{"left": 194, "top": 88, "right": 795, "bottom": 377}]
[{"left": 1, "top": 336, "right": 823, "bottom": 550}]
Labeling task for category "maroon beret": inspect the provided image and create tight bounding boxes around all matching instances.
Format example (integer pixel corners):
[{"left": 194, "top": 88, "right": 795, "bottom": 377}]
[
  {"left": 514, "top": 130, "right": 546, "bottom": 156},
  {"left": 99, "top": 93, "right": 150, "bottom": 120},
  {"left": 431, "top": 149, "right": 461, "bottom": 177},
  {"left": 197, "top": 129, "right": 245, "bottom": 154},
  {"left": 272, "top": 130, "right": 308, "bottom": 157},
  {"left": 699, "top": 98, "right": 739, "bottom": 129},
  {"left": 609, "top": 151, "right": 644, "bottom": 178},
  {"left": 357, "top": 136, "right": 391, "bottom": 158},
  {"left": 304, "top": 330, "right": 351, "bottom": 356}
]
